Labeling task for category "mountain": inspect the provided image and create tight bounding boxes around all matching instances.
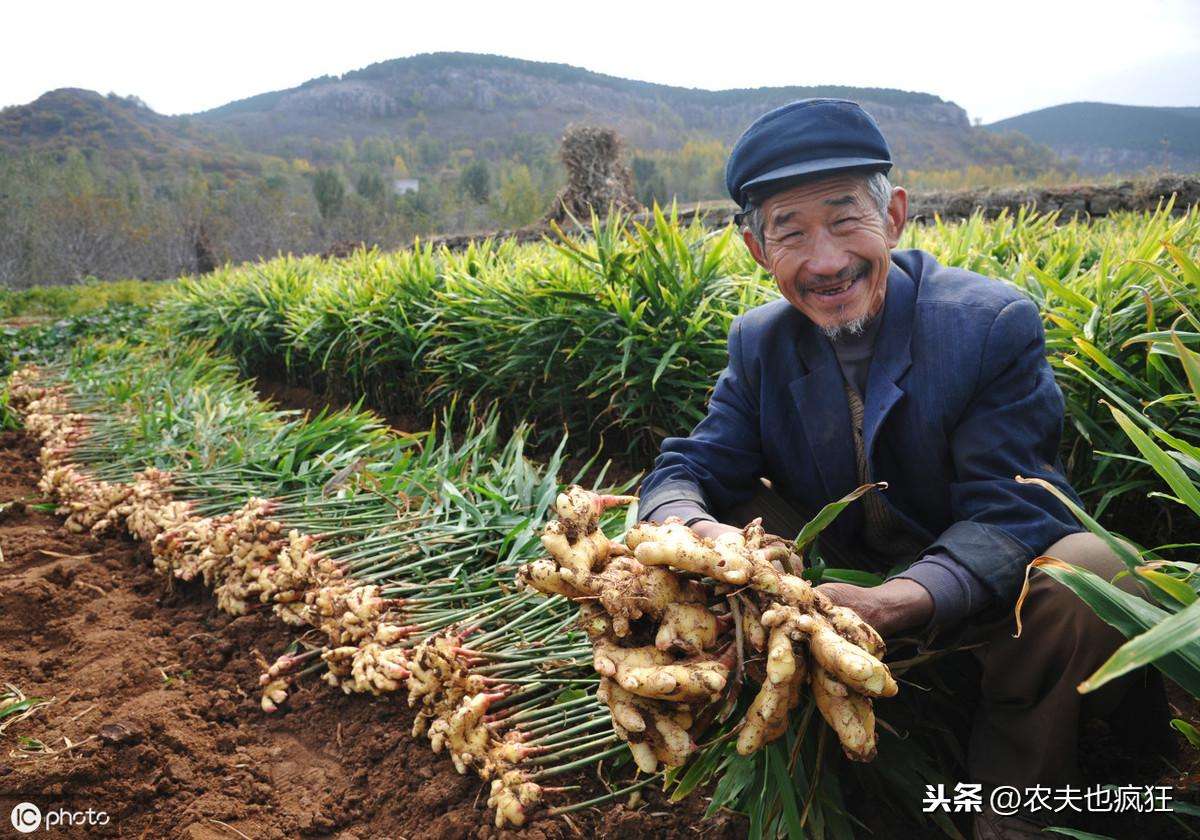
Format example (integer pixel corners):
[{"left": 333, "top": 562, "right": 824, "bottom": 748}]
[
  {"left": 191, "top": 52, "right": 1055, "bottom": 173},
  {"left": 0, "top": 88, "right": 263, "bottom": 176},
  {"left": 985, "top": 102, "right": 1200, "bottom": 175}
]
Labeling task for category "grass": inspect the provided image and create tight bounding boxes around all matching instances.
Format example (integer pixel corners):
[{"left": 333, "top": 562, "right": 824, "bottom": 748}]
[
  {"left": 0, "top": 278, "right": 170, "bottom": 319},
  {"left": 0, "top": 684, "right": 52, "bottom": 737},
  {"left": 1000, "top": 244, "right": 1200, "bottom": 701}
]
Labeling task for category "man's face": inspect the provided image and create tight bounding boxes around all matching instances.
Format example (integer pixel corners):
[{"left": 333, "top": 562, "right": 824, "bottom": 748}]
[{"left": 743, "top": 174, "right": 907, "bottom": 338}]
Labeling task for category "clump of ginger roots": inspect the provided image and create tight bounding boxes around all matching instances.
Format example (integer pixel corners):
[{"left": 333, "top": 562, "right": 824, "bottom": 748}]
[
  {"left": 519, "top": 485, "right": 898, "bottom": 775},
  {"left": 12, "top": 368, "right": 896, "bottom": 830}
]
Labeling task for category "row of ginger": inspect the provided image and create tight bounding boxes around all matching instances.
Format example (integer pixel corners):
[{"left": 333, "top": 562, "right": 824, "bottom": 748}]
[{"left": 8, "top": 366, "right": 898, "bottom": 828}]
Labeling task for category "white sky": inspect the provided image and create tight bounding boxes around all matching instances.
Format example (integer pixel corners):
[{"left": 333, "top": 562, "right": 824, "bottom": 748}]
[{"left": 3, "top": 0, "right": 1197, "bottom": 124}]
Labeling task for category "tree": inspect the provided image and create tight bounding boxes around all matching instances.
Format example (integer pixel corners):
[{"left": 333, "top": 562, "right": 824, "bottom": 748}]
[
  {"left": 459, "top": 160, "right": 491, "bottom": 204},
  {"left": 35, "top": 192, "right": 137, "bottom": 282},
  {"left": 360, "top": 136, "right": 395, "bottom": 168},
  {"left": 416, "top": 134, "right": 446, "bottom": 171},
  {"left": 396, "top": 184, "right": 441, "bottom": 233},
  {"left": 312, "top": 169, "right": 346, "bottom": 220},
  {"left": 675, "top": 139, "right": 725, "bottom": 200},
  {"left": 632, "top": 156, "right": 668, "bottom": 207},
  {"left": 493, "top": 164, "right": 542, "bottom": 228},
  {"left": 355, "top": 171, "right": 387, "bottom": 204}
]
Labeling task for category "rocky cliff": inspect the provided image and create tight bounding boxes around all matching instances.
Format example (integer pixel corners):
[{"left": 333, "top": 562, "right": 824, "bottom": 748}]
[{"left": 195, "top": 52, "right": 1050, "bottom": 172}]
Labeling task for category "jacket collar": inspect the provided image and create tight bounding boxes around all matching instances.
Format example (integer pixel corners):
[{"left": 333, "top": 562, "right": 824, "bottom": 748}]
[
  {"left": 787, "top": 257, "right": 917, "bottom": 501},
  {"left": 863, "top": 259, "right": 916, "bottom": 452}
]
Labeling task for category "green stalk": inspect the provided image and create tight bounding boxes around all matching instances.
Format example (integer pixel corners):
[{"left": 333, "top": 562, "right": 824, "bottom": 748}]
[
  {"left": 545, "top": 774, "right": 658, "bottom": 814},
  {"left": 529, "top": 743, "right": 628, "bottom": 781}
]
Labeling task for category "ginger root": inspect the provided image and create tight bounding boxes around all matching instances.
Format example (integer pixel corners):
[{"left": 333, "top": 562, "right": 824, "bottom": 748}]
[
  {"left": 514, "top": 482, "right": 901, "bottom": 792},
  {"left": 592, "top": 638, "right": 729, "bottom": 704},
  {"left": 598, "top": 677, "right": 695, "bottom": 772},
  {"left": 762, "top": 606, "right": 896, "bottom": 698},
  {"left": 737, "top": 625, "right": 808, "bottom": 755},
  {"left": 592, "top": 560, "right": 706, "bottom": 637},
  {"left": 810, "top": 664, "right": 878, "bottom": 762},
  {"left": 626, "top": 519, "right": 753, "bottom": 585},
  {"left": 517, "top": 557, "right": 592, "bottom": 599},
  {"left": 487, "top": 770, "right": 543, "bottom": 828},
  {"left": 655, "top": 602, "right": 720, "bottom": 654},
  {"left": 538, "top": 487, "right": 635, "bottom": 576}
]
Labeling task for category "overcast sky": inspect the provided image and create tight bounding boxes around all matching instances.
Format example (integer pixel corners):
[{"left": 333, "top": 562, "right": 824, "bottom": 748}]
[{"left": 4, "top": 0, "right": 1197, "bottom": 124}]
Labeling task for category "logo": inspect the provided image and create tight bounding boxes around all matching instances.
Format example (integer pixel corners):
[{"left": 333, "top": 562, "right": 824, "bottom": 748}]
[
  {"left": 7, "top": 803, "right": 111, "bottom": 832},
  {"left": 10, "top": 802, "right": 42, "bottom": 833}
]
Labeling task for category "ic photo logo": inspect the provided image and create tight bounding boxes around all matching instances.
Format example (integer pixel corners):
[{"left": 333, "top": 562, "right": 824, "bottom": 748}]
[
  {"left": 8, "top": 802, "right": 110, "bottom": 833},
  {"left": 10, "top": 802, "right": 41, "bottom": 834}
]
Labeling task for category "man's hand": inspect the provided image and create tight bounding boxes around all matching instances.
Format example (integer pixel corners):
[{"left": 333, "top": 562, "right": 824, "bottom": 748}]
[
  {"left": 688, "top": 519, "right": 742, "bottom": 543},
  {"left": 685, "top": 521, "right": 932, "bottom": 635},
  {"left": 815, "top": 579, "right": 933, "bottom": 638}
]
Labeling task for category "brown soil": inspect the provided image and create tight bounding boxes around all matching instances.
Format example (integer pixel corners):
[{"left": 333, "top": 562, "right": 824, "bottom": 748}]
[
  {"left": 0, "top": 431, "right": 738, "bottom": 839},
  {"left": 252, "top": 377, "right": 429, "bottom": 441}
]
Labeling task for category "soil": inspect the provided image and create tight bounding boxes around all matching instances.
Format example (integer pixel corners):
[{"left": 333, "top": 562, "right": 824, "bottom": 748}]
[
  {"left": 0, "top": 431, "right": 738, "bottom": 839},
  {"left": 252, "top": 378, "right": 429, "bottom": 441}
]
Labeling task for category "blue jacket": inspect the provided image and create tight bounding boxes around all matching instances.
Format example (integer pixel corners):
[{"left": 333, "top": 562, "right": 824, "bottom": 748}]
[{"left": 638, "top": 248, "right": 1083, "bottom": 608}]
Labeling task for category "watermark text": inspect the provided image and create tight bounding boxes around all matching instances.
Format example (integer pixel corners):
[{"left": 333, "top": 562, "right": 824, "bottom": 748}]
[
  {"left": 922, "top": 783, "right": 1175, "bottom": 815},
  {"left": 9, "top": 802, "right": 110, "bottom": 833}
]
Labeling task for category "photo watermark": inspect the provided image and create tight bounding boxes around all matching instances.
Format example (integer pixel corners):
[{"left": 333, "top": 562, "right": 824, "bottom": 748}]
[
  {"left": 922, "top": 783, "right": 1175, "bottom": 815},
  {"left": 9, "top": 802, "right": 110, "bottom": 833}
]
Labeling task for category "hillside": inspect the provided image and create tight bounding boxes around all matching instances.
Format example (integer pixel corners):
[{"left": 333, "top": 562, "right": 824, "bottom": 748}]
[
  {"left": 986, "top": 102, "right": 1200, "bottom": 175},
  {"left": 192, "top": 52, "right": 1055, "bottom": 173},
  {"left": 0, "top": 88, "right": 264, "bottom": 176},
  {"left": 3, "top": 54, "right": 1154, "bottom": 289}
]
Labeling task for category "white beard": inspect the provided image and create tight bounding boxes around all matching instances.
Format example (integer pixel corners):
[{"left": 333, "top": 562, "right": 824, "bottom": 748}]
[{"left": 820, "top": 312, "right": 870, "bottom": 341}]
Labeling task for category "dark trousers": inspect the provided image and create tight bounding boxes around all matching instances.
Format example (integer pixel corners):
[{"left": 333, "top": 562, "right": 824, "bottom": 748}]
[{"left": 723, "top": 486, "right": 1171, "bottom": 791}]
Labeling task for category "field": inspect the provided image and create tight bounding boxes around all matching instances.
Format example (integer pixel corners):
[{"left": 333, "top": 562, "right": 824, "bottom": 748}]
[{"left": 2, "top": 203, "right": 1200, "bottom": 839}]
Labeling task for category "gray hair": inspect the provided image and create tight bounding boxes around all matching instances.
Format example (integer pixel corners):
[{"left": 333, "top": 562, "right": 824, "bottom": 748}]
[{"left": 741, "top": 171, "right": 893, "bottom": 248}]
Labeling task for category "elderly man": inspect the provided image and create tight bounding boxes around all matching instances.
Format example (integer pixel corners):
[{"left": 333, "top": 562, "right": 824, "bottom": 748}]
[{"left": 636, "top": 99, "right": 1167, "bottom": 838}]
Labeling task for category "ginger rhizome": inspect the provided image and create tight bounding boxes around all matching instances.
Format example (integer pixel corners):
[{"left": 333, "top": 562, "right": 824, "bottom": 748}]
[{"left": 519, "top": 485, "right": 898, "bottom": 767}]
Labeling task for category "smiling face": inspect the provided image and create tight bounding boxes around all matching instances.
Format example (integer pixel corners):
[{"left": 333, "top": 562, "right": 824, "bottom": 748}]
[{"left": 743, "top": 173, "right": 907, "bottom": 339}]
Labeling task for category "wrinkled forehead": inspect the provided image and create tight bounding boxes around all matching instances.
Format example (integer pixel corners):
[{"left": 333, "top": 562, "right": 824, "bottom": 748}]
[{"left": 760, "top": 175, "right": 871, "bottom": 228}]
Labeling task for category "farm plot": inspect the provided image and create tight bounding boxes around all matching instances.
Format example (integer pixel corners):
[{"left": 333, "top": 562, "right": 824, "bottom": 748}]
[{"left": 3, "top": 205, "right": 1200, "bottom": 837}]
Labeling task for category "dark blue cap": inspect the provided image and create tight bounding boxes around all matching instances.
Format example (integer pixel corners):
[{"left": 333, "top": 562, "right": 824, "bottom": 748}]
[{"left": 725, "top": 98, "right": 892, "bottom": 209}]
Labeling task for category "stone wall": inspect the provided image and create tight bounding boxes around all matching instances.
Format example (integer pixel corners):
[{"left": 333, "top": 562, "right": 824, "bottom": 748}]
[
  {"left": 906, "top": 176, "right": 1200, "bottom": 222},
  {"left": 425, "top": 176, "right": 1200, "bottom": 251}
]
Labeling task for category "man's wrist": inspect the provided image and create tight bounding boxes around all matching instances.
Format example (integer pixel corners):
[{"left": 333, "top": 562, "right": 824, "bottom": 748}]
[{"left": 875, "top": 577, "right": 934, "bottom": 635}]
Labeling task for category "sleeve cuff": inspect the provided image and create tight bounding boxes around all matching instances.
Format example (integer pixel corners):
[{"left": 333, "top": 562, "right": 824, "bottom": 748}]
[
  {"left": 641, "top": 499, "right": 714, "bottom": 526},
  {"left": 889, "top": 552, "right": 991, "bottom": 634},
  {"left": 637, "top": 478, "right": 713, "bottom": 524}
]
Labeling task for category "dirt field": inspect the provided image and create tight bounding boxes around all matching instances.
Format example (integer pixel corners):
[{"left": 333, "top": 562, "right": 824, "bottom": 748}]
[{"left": 0, "top": 431, "right": 738, "bottom": 839}]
